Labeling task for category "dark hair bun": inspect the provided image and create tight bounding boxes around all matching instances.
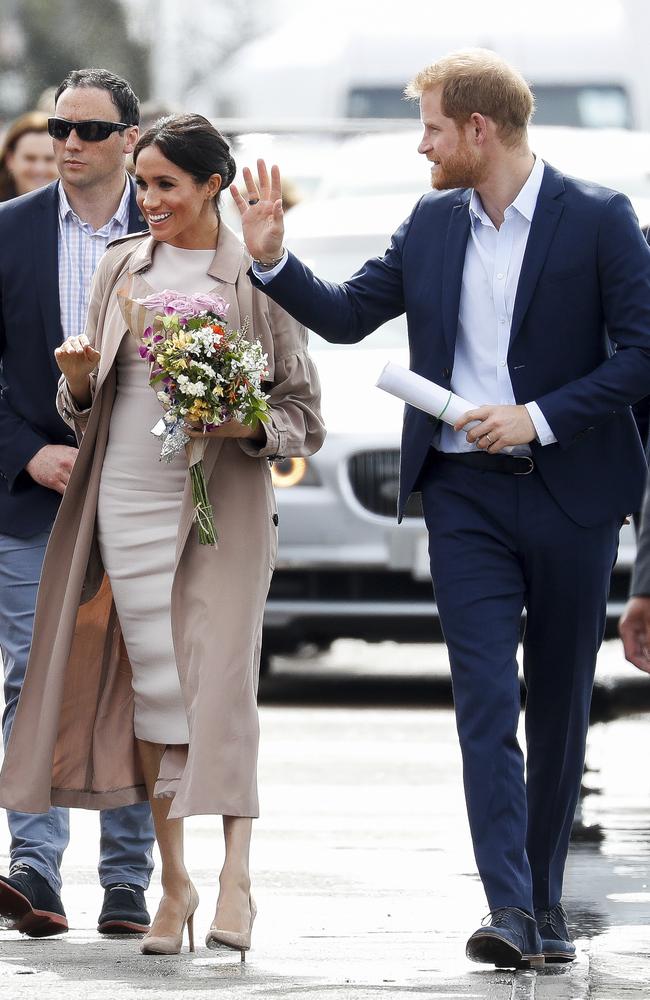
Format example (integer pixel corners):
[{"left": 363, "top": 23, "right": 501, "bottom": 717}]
[{"left": 222, "top": 153, "right": 237, "bottom": 189}]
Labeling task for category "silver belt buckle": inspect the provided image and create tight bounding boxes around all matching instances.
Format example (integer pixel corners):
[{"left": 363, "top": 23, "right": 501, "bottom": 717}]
[{"left": 515, "top": 456, "right": 535, "bottom": 476}]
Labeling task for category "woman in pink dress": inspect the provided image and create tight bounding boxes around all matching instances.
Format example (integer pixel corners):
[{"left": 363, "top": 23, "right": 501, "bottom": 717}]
[{"left": 5, "top": 114, "right": 325, "bottom": 958}]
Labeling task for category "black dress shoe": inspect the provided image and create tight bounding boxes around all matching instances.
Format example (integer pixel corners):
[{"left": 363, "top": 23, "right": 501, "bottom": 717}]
[
  {"left": 466, "top": 906, "right": 544, "bottom": 969},
  {"left": 97, "top": 883, "right": 150, "bottom": 935},
  {"left": 0, "top": 863, "right": 68, "bottom": 937},
  {"left": 535, "top": 903, "right": 576, "bottom": 962}
]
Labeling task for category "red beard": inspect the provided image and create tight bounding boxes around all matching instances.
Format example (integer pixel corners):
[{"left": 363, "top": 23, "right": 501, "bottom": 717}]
[{"left": 431, "top": 138, "right": 486, "bottom": 190}]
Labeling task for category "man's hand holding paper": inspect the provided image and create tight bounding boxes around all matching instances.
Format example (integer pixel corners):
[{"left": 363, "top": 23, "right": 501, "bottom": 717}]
[
  {"left": 455, "top": 404, "right": 536, "bottom": 453},
  {"left": 375, "top": 362, "right": 536, "bottom": 453}
]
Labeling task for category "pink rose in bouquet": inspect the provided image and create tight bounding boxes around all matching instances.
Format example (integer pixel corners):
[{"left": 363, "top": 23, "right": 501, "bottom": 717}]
[{"left": 136, "top": 289, "right": 230, "bottom": 320}]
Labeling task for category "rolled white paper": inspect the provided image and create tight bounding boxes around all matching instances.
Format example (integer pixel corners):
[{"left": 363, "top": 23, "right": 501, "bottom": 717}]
[
  {"left": 375, "top": 362, "right": 514, "bottom": 453},
  {"left": 376, "top": 362, "right": 476, "bottom": 426}
]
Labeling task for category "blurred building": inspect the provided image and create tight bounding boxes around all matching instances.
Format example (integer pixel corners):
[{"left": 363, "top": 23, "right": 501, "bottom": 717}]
[{"left": 3, "top": 1, "right": 650, "bottom": 129}]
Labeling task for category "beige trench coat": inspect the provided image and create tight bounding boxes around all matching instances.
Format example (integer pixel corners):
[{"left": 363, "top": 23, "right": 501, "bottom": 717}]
[{"left": 0, "top": 225, "right": 324, "bottom": 820}]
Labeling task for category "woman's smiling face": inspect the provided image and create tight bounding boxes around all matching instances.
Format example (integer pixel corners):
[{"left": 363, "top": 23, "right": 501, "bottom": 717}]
[{"left": 135, "top": 144, "right": 222, "bottom": 249}]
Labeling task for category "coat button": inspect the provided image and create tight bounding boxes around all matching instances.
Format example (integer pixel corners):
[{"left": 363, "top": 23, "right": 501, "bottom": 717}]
[{"left": 442, "top": 367, "right": 451, "bottom": 379}]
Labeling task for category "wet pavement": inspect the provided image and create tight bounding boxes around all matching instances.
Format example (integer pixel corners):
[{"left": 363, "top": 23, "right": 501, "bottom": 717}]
[{"left": 0, "top": 639, "right": 648, "bottom": 999}]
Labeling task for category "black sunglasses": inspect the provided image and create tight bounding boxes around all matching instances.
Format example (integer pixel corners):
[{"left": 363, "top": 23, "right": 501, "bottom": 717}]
[{"left": 47, "top": 117, "right": 131, "bottom": 142}]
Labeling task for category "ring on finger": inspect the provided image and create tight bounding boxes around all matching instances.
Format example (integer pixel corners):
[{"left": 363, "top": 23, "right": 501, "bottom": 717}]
[
  {"left": 485, "top": 433, "right": 493, "bottom": 444},
  {"left": 248, "top": 197, "right": 259, "bottom": 205}
]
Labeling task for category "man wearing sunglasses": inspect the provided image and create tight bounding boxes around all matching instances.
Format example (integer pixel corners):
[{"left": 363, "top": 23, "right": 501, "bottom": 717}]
[{"left": 0, "top": 68, "right": 154, "bottom": 939}]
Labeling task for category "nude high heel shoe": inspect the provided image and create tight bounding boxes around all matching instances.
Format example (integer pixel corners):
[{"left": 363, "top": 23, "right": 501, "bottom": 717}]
[
  {"left": 141, "top": 883, "right": 199, "bottom": 955},
  {"left": 205, "top": 895, "right": 257, "bottom": 962}
]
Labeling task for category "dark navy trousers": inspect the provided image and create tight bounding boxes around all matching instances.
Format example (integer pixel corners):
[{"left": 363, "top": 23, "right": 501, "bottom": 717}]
[{"left": 420, "top": 453, "right": 620, "bottom": 913}]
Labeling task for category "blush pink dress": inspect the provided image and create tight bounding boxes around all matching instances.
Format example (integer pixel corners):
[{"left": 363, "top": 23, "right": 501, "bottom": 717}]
[{"left": 96, "top": 244, "right": 217, "bottom": 744}]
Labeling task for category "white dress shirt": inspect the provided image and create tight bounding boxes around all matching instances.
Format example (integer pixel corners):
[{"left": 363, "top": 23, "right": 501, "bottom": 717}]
[
  {"left": 436, "top": 154, "right": 555, "bottom": 453},
  {"left": 253, "top": 156, "right": 556, "bottom": 451},
  {"left": 58, "top": 178, "right": 131, "bottom": 342}
]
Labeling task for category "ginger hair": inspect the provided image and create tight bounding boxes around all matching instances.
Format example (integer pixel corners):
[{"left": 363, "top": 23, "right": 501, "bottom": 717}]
[{"left": 405, "top": 49, "right": 534, "bottom": 147}]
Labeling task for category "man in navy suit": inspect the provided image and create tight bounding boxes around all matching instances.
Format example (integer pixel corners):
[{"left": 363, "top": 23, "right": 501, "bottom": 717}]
[
  {"left": 0, "top": 69, "right": 154, "bottom": 937},
  {"left": 234, "top": 50, "right": 650, "bottom": 968}
]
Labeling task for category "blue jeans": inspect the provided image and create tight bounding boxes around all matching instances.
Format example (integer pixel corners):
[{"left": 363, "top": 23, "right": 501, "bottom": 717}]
[{"left": 0, "top": 530, "right": 154, "bottom": 895}]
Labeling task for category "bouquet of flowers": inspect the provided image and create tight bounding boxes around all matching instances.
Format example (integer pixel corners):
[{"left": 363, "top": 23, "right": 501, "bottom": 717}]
[{"left": 119, "top": 289, "right": 269, "bottom": 546}]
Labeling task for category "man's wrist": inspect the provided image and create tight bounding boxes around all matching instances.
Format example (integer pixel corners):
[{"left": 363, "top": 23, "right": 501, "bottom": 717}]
[
  {"left": 252, "top": 248, "right": 286, "bottom": 269},
  {"left": 525, "top": 401, "right": 557, "bottom": 446}
]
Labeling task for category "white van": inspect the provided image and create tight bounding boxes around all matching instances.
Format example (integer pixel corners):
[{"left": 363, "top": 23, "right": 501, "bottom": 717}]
[{"left": 214, "top": 1, "right": 650, "bottom": 130}]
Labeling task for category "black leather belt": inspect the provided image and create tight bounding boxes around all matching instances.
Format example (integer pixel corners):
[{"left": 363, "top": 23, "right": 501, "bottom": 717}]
[{"left": 435, "top": 450, "right": 535, "bottom": 476}]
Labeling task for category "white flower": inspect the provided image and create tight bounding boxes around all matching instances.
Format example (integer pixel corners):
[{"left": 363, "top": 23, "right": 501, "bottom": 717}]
[{"left": 176, "top": 373, "right": 206, "bottom": 397}]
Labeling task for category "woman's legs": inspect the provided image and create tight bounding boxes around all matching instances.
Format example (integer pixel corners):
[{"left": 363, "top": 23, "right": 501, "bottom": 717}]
[
  {"left": 137, "top": 739, "right": 194, "bottom": 937},
  {"left": 137, "top": 738, "right": 253, "bottom": 937},
  {"left": 213, "top": 816, "right": 253, "bottom": 931}
]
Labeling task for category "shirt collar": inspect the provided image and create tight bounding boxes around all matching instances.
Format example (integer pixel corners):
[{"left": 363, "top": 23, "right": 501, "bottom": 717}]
[
  {"left": 58, "top": 175, "right": 131, "bottom": 232},
  {"left": 469, "top": 155, "right": 545, "bottom": 228}
]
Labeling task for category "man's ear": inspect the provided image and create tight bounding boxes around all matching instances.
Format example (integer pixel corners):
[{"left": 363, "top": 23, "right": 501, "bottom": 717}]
[
  {"left": 124, "top": 126, "right": 139, "bottom": 155},
  {"left": 469, "top": 113, "right": 488, "bottom": 145}
]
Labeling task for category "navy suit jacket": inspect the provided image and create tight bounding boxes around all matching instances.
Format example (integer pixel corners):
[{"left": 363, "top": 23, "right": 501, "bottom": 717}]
[
  {"left": 0, "top": 177, "right": 145, "bottom": 537},
  {"left": 251, "top": 163, "right": 650, "bottom": 527}
]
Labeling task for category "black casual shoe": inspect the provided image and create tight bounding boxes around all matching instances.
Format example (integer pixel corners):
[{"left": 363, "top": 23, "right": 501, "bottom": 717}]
[
  {"left": 97, "top": 883, "right": 150, "bottom": 935},
  {"left": 535, "top": 903, "right": 576, "bottom": 962},
  {"left": 466, "top": 906, "right": 544, "bottom": 969},
  {"left": 0, "top": 862, "right": 68, "bottom": 937}
]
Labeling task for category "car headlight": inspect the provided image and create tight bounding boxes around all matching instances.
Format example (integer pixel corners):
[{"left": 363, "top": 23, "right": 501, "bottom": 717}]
[{"left": 271, "top": 457, "right": 320, "bottom": 488}]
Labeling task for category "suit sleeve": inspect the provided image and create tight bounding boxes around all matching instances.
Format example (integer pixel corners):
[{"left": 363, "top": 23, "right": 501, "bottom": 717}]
[
  {"left": 535, "top": 193, "right": 650, "bottom": 447},
  {"left": 631, "top": 481, "right": 650, "bottom": 595},
  {"left": 248, "top": 206, "right": 418, "bottom": 344},
  {"left": 630, "top": 225, "right": 650, "bottom": 448},
  {"left": 0, "top": 281, "right": 51, "bottom": 492}
]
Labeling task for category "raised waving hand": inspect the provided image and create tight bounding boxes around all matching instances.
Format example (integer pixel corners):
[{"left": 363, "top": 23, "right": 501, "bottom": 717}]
[{"left": 231, "top": 159, "right": 285, "bottom": 264}]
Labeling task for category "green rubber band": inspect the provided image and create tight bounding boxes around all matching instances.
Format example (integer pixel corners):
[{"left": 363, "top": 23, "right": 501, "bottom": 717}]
[{"left": 436, "top": 391, "right": 453, "bottom": 421}]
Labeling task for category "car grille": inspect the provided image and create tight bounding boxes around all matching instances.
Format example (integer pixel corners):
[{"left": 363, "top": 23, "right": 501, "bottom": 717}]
[{"left": 348, "top": 449, "right": 423, "bottom": 518}]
